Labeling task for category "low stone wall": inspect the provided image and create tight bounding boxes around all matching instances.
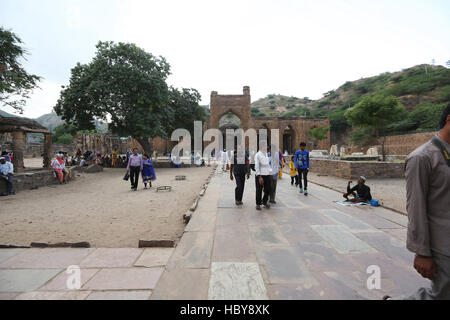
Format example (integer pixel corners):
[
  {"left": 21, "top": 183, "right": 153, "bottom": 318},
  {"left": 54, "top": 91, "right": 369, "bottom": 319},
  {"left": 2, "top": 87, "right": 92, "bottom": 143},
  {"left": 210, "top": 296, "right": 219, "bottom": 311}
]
[
  {"left": 0, "top": 169, "right": 66, "bottom": 194},
  {"left": 310, "top": 159, "right": 405, "bottom": 179},
  {"left": 0, "top": 165, "right": 104, "bottom": 194}
]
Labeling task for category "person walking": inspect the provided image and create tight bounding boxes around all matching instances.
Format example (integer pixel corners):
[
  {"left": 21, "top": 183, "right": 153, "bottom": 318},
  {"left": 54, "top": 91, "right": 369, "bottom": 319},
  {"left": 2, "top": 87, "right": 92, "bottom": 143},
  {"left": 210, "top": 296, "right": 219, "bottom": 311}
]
[
  {"left": 254, "top": 145, "right": 272, "bottom": 211},
  {"left": 126, "top": 148, "right": 143, "bottom": 191},
  {"left": 142, "top": 154, "right": 156, "bottom": 189},
  {"left": 295, "top": 142, "right": 310, "bottom": 196},
  {"left": 289, "top": 155, "right": 299, "bottom": 186},
  {"left": 269, "top": 146, "right": 280, "bottom": 204},
  {"left": 230, "top": 146, "right": 250, "bottom": 206},
  {"left": 384, "top": 104, "right": 450, "bottom": 300}
]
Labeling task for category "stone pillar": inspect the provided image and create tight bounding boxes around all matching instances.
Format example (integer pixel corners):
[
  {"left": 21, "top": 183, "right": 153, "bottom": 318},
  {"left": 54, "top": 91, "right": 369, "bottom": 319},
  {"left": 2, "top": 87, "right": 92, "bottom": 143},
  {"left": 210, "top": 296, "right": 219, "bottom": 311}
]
[
  {"left": 43, "top": 133, "right": 53, "bottom": 168},
  {"left": 12, "top": 131, "right": 26, "bottom": 173}
]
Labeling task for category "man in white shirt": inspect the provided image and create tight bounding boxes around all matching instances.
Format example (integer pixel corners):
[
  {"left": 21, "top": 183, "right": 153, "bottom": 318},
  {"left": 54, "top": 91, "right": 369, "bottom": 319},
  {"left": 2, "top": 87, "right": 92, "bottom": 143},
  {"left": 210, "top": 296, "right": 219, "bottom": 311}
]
[
  {"left": 254, "top": 145, "right": 272, "bottom": 211},
  {"left": 0, "top": 156, "right": 14, "bottom": 196}
]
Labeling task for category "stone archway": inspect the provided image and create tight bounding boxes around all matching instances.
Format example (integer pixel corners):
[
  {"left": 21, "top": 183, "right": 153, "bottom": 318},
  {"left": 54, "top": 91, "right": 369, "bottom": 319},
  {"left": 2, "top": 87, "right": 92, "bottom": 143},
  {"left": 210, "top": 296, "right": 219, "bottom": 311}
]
[
  {"left": 209, "top": 86, "right": 251, "bottom": 131},
  {"left": 219, "top": 111, "right": 242, "bottom": 150},
  {"left": 282, "top": 125, "right": 296, "bottom": 155}
]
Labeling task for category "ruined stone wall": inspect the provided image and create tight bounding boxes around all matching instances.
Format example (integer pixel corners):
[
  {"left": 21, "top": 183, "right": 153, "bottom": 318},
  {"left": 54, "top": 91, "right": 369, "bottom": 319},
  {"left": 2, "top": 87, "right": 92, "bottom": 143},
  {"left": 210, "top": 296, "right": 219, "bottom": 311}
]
[
  {"left": 382, "top": 131, "right": 437, "bottom": 156},
  {"left": 310, "top": 159, "right": 405, "bottom": 179}
]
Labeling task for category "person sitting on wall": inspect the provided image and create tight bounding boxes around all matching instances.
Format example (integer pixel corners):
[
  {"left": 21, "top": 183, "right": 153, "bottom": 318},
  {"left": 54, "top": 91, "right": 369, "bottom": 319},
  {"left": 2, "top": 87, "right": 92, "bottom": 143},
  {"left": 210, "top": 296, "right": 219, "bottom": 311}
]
[
  {"left": 0, "top": 156, "right": 14, "bottom": 196},
  {"left": 1, "top": 151, "right": 11, "bottom": 162},
  {"left": 343, "top": 176, "right": 372, "bottom": 202},
  {"left": 79, "top": 157, "right": 88, "bottom": 167}
]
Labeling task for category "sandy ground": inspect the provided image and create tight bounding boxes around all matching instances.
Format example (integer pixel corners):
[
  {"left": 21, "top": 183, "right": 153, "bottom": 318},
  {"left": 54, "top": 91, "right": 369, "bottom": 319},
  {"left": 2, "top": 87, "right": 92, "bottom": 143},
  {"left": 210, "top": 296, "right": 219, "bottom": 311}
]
[
  {"left": 305, "top": 172, "right": 407, "bottom": 214},
  {"left": 0, "top": 166, "right": 214, "bottom": 248}
]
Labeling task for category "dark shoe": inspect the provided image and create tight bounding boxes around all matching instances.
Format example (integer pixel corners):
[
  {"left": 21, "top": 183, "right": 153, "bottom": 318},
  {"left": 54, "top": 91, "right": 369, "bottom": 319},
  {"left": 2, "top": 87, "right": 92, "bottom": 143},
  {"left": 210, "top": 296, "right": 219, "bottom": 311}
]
[
  {"left": 0, "top": 192, "right": 8, "bottom": 197},
  {"left": 382, "top": 295, "right": 392, "bottom": 300},
  {"left": 256, "top": 205, "right": 262, "bottom": 211},
  {"left": 263, "top": 203, "right": 271, "bottom": 209},
  {"left": 270, "top": 200, "right": 276, "bottom": 204}
]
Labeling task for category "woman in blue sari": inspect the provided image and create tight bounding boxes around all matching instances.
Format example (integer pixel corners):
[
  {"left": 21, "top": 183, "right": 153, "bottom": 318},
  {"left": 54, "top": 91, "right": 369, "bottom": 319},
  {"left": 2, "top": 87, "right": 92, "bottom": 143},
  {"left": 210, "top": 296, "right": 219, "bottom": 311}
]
[{"left": 142, "top": 154, "right": 156, "bottom": 189}]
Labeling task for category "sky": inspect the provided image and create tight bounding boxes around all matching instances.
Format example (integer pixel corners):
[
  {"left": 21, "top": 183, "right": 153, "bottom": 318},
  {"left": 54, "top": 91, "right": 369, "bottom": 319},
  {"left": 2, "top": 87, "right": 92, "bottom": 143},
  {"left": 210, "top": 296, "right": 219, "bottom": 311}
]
[{"left": 1, "top": 0, "right": 449, "bottom": 118}]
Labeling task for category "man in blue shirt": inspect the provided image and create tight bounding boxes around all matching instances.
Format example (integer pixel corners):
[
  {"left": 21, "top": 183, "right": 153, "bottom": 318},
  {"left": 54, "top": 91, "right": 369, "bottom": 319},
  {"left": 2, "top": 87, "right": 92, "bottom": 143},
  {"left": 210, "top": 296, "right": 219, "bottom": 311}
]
[{"left": 294, "top": 142, "right": 310, "bottom": 196}]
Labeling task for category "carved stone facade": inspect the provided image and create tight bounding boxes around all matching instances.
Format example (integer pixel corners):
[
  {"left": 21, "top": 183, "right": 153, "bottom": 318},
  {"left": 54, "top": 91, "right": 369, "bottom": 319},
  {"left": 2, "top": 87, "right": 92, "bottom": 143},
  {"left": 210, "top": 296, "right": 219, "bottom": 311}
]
[{"left": 208, "top": 86, "right": 330, "bottom": 153}]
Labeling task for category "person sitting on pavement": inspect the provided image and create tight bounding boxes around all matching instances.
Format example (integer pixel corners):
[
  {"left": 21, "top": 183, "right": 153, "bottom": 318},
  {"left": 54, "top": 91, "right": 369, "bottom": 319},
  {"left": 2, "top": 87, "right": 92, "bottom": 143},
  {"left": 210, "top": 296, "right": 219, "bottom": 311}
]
[
  {"left": 0, "top": 156, "right": 14, "bottom": 196},
  {"left": 343, "top": 176, "right": 372, "bottom": 202}
]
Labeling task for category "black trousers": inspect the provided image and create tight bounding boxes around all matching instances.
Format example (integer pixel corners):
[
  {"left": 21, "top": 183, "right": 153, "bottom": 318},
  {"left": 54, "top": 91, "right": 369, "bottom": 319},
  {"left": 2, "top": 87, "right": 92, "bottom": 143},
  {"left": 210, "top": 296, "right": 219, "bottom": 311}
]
[
  {"left": 255, "top": 175, "right": 272, "bottom": 206},
  {"left": 298, "top": 168, "right": 308, "bottom": 190},
  {"left": 130, "top": 166, "right": 140, "bottom": 189},
  {"left": 234, "top": 173, "right": 246, "bottom": 202},
  {"left": 1, "top": 175, "right": 13, "bottom": 194},
  {"left": 291, "top": 175, "right": 299, "bottom": 185}
]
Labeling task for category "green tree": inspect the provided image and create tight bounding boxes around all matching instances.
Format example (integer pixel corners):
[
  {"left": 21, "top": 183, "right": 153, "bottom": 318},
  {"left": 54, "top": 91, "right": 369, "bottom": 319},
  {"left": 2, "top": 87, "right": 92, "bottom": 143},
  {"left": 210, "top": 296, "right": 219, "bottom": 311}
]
[
  {"left": 52, "top": 123, "right": 77, "bottom": 144},
  {"left": 165, "top": 87, "right": 205, "bottom": 136},
  {"left": 54, "top": 41, "right": 171, "bottom": 154},
  {"left": 345, "top": 94, "right": 405, "bottom": 160},
  {"left": 0, "top": 27, "right": 41, "bottom": 114},
  {"left": 308, "top": 125, "right": 330, "bottom": 149}
]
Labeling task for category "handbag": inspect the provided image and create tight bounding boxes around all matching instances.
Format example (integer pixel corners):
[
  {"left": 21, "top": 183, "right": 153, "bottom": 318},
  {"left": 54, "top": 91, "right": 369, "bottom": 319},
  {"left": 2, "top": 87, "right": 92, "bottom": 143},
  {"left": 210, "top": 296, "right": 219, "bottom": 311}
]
[{"left": 123, "top": 172, "right": 130, "bottom": 181}]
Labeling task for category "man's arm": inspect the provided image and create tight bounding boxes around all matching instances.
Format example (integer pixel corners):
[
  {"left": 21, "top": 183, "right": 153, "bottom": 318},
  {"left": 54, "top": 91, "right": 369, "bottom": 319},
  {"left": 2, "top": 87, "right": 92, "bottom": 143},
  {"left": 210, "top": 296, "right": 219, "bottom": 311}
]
[
  {"left": 306, "top": 151, "right": 310, "bottom": 169},
  {"left": 294, "top": 151, "right": 299, "bottom": 168},
  {"left": 405, "top": 155, "right": 432, "bottom": 257},
  {"left": 255, "top": 153, "right": 261, "bottom": 176},
  {"left": 127, "top": 156, "right": 131, "bottom": 170}
]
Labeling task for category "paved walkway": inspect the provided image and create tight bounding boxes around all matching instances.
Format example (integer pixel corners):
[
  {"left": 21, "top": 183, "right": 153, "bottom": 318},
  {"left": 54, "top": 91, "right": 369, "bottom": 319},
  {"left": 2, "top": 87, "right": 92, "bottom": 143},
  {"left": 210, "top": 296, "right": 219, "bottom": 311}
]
[{"left": 0, "top": 166, "right": 429, "bottom": 300}]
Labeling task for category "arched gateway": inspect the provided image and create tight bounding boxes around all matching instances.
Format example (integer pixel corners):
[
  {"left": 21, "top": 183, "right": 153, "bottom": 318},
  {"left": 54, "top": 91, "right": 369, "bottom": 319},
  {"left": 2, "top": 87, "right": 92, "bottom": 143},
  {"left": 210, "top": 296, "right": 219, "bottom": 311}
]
[{"left": 208, "top": 86, "right": 331, "bottom": 153}]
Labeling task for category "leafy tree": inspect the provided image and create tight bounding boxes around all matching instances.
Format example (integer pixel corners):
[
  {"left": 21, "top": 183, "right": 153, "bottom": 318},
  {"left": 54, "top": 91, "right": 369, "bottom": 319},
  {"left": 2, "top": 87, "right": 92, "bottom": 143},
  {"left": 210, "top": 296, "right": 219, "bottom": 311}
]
[
  {"left": 308, "top": 125, "right": 330, "bottom": 149},
  {"left": 52, "top": 123, "right": 77, "bottom": 144},
  {"left": 350, "top": 127, "right": 373, "bottom": 146},
  {"left": 0, "top": 27, "right": 41, "bottom": 114},
  {"left": 54, "top": 41, "right": 171, "bottom": 154},
  {"left": 165, "top": 87, "right": 205, "bottom": 136},
  {"left": 345, "top": 94, "right": 405, "bottom": 160}
]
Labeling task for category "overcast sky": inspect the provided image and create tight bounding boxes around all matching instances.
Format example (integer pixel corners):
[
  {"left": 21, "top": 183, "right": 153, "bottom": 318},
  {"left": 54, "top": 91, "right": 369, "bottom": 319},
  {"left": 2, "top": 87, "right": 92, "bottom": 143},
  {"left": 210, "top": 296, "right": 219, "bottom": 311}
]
[{"left": 1, "top": 0, "right": 449, "bottom": 118}]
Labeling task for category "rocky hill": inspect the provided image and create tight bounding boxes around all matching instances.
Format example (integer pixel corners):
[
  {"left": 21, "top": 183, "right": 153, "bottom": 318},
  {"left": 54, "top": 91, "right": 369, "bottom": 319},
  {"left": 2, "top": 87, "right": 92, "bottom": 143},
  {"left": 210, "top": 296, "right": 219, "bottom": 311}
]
[
  {"left": 34, "top": 111, "right": 108, "bottom": 133},
  {"left": 251, "top": 64, "right": 450, "bottom": 145}
]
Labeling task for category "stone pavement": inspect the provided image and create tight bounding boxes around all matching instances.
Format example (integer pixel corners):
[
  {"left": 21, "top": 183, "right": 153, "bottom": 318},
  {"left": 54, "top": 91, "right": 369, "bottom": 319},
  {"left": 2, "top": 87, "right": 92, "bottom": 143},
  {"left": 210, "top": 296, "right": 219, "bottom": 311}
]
[
  {"left": 150, "top": 166, "right": 429, "bottom": 300},
  {"left": 0, "top": 166, "right": 429, "bottom": 300},
  {"left": 0, "top": 248, "right": 173, "bottom": 300}
]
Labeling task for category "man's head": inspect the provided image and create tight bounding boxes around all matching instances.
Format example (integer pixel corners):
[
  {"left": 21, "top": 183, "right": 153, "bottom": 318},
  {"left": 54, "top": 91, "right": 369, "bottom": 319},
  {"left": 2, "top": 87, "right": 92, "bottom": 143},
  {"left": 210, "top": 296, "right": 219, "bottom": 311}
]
[
  {"left": 358, "top": 176, "right": 367, "bottom": 185},
  {"left": 439, "top": 103, "right": 450, "bottom": 132},
  {"left": 143, "top": 154, "right": 149, "bottom": 160},
  {"left": 0, "top": 157, "right": 5, "bottom": 164},
  {"left": 133, "top": 148, "right": 138, "bottom": 155},
  {"left": 300, "top": 142, "right": 307, "bottom": 151}
]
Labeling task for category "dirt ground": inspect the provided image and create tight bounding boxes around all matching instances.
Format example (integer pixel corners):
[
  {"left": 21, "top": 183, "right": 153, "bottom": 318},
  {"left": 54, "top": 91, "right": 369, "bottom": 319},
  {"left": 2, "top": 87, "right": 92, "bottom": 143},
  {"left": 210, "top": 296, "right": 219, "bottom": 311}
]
[{"left": 0, "top": 165, "right": 214, "bottom": 248}]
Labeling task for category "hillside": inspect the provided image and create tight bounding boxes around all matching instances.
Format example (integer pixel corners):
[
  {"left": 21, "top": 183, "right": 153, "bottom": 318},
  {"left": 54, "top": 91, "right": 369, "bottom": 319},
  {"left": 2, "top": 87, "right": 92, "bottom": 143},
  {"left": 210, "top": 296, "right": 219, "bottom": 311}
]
[
  {"left": 34, "top": 111, "right": 108, "bottom": 133},
  {"left": 251, "top": 64, "right": 450, "bottom": 145},
  {"left": 0, "top": 109, "right": 20, "bottom": 118}
]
